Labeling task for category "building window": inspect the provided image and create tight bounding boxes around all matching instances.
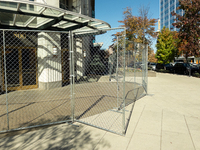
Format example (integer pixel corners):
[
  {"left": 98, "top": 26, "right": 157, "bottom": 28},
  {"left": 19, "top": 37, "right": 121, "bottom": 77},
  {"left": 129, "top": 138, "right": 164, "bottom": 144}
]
[
  {"left": 170, "top": 5, "right": 174, "bottom": 12},
  {"left": 170, "top": 0, "right": 174, "bottom": 5},
  {"left": 60, "top": 0, "right": 69, "bottom": 10},
  {"left": 161, "top": 0, "right": 163, "bottom": 6},
  {"left": 20, "top": 0, "right": 34, "bottom": 11},
  {"left": 165, "top": 3, "right": 168, "bottom": 9},
  {"left": 29, "top": 0, "right": 34, "bottom": 10},
  {"left": 161, "top": 7, "right": 163, "bottom": 12},
  {"left": 165, "top": 22, "right": 169, "bottom": 27},
  {"left": 165, "top": 9, "right": 168, "bottom": 15}
]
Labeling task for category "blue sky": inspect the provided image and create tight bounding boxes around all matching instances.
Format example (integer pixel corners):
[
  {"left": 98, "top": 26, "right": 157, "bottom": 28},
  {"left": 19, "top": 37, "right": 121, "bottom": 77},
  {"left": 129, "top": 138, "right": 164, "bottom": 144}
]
[{"left": 95, "top": 0, "right": 159, "bottom": 51}]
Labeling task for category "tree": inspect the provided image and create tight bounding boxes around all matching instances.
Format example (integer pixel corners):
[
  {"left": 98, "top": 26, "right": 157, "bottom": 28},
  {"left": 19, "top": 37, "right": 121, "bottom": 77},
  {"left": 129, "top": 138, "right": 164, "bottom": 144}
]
[
  {"left": 115, "top": 6, "right": 157, "bottom": 67},
  {"left": 155, "top": 27, "right": 179, "bottom": 64},
  {"left": 118, "top": 6, "right": 157, "bottom": 44},
  {"left": 90, "top": 55, "right": 105, "bottom": 75},
  {"left": 148, "top": 46, "right": 157, "bottom": 63},
  {"left": 172, "top": 0, "right": 200, "bottom": 60},
  {"left": 138, "top": 5, "right": 158, "bottom": 45}
]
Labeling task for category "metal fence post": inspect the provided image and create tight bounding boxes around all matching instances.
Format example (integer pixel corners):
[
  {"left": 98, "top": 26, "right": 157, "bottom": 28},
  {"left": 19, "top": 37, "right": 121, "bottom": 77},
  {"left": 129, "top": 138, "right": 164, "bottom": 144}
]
[
  {"left": 72, "top": 32, "right": 75, "bottom": 122},
  {"left": 116, "top": 36, "right": 119, "bottom": 109},
  {"left": 146, "top": 44, "right": 148, "bottom": 94},
  {"left": 122, "top": 28, "right": 126, "bottom": 134},
  {"left": 134, "top": 42, "right": 137, "bottom": 100},
  {"left": 3, "top": 30, "right": 9, "bottom": 130},
  {"left": 142, "top": 45, "right": 145, "bottom": 87},
  {"left": 69, "top": 31, "right": 74, "bottom": 122}
]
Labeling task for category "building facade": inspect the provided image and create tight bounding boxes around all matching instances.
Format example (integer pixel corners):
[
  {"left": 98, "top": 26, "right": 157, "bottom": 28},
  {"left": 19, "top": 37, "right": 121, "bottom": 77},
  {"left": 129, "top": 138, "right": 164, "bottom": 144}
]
[
  {"left": 0, "top": 0, "right": 111, "bottom": 91},
  {"left": 160, "top": 0, "right": 183, "bottom": 31}
]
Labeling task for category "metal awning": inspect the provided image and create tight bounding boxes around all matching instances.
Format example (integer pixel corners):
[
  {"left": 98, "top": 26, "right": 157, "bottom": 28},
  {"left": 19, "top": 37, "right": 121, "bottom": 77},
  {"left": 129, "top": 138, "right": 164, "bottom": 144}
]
[{"left": 0, "top": 0, "right": 111, "bottom": 32}]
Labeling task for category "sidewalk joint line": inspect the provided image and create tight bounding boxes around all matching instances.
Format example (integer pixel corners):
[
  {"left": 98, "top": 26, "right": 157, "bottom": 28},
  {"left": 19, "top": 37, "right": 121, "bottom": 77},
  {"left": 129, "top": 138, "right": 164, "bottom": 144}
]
[
  {"left": 93, "top": 130, "right": 107, "bottom": 150},
  {"left": 125, "top": 105, "right": 146, "bottom": 150},
  {"left": 160, "top": 109, "right": 163, "bottom": 150},
  {"left": 184, "top": 115, "right": 196, "bottom": 150}
]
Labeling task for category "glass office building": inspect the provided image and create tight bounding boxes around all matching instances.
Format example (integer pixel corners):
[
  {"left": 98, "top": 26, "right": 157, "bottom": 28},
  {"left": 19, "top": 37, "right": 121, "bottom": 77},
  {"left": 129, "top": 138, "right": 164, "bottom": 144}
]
[{"left": 160, "top": 0, "right": 183, "bottom": 31}]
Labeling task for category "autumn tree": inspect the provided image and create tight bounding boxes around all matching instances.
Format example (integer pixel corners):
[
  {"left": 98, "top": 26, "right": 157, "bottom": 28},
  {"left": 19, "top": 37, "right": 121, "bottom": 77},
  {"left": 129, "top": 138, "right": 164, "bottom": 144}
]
[
  {"left": 118, "top": 6, "right": 157, "bottom": 45},
  {"left": 114, "top": 5, "right": 157, "bottom": 68},
  {"left": 138, "top": 5, "right": 158, "bottom": 45},
  {"left": 148, "top": 46, "right": 157, "bottom": 63},
  {"left": 172, "top": 0, "right": 200, "bottom": 60},
  {"left": 155, "top": 27, "right": 179, "bottom": 64}
]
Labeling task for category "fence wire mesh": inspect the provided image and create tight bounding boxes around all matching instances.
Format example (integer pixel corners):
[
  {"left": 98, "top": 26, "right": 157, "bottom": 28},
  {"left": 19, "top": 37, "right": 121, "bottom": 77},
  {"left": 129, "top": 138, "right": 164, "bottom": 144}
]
[
  {"left": 72, "top": 29, "right": 126, "bottom": 134},
  {"left": 0, "top": 30, "right": 72, "bottom": 132},
  {"left": 0, "top": 28, "right": 148, "bottom": 135},
  {"left": 123, "top": 40, "right": 148, "bottom": 132}
]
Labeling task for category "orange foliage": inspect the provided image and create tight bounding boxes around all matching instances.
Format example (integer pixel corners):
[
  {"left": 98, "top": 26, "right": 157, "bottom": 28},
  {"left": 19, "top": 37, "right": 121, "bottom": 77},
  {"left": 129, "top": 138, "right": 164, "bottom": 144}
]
[
  {"left": 118, "top": 7, "right": 157, "bottom": 43},
  {"left": 148, "top": 47, "right": 157, "bottom": 63}
]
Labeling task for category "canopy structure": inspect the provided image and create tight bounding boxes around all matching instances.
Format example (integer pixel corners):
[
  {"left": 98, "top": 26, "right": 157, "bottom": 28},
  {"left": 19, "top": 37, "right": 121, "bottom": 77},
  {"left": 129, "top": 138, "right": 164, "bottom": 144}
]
[{"left": 0, "top": 0, "right": 111, "bottom": 32}]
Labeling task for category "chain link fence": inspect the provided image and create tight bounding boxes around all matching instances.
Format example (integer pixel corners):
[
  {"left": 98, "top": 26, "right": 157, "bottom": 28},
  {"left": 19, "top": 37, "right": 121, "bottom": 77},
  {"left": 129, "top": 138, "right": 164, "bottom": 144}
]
[
  {"left": 0, "top": 30, "right": 72, "bottom": 132},
  {"left": 72, "top": 29, "right": 126, "bottom": 134},
  {"left": 0, "top": 28, "right": 148, "bottom": 135},
  {"left": 123, "top": 41, "right": 148, "bottom": 132}
]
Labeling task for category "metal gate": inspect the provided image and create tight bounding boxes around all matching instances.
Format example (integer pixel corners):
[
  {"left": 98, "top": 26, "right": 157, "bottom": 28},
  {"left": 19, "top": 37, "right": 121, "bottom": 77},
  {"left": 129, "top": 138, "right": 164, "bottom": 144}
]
[{"left": 0, "top": 28, "right": 148, "bottom": 135}]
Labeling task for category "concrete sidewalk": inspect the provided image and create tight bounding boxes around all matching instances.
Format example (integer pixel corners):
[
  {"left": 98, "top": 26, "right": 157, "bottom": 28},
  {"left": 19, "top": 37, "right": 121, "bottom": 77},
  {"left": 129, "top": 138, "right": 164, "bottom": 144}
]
[{"left": 0, "top": 72, "right": 200, "bottom": 150}]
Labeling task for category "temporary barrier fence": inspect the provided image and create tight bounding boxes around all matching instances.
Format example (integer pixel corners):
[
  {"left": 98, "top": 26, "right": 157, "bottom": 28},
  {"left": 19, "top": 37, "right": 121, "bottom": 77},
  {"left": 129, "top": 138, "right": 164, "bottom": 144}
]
[{"left": 0, "top": 28, "right": 148, "bottom": 135}]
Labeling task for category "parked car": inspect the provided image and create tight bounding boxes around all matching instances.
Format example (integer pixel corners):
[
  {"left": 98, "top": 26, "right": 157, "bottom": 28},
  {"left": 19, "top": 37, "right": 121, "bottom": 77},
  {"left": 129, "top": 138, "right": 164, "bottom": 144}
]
[
  {"left": 187, "top": 63, "right": 199, "bottom": 75},
  {"left": 164, "top": 63, "right": 174, "bottom": 72},
  {"left": 148, "top": 62, "right": 157, "bottom": 70},
  {"left": 197, "top": 64, "right": 200, "bottom": 72},
  {"left": 172, "top": 62, "right": 199, "bottom": 75},
  {"left": 171, "top": 62, "right": 178, "bottom": 66},
  {"left": 156, "top": 63, "right": 164, "bottom": 70},
  {"left": 135, "top": 62, "right": 142, "bottom": 69},
  {"left": 172, "top": 62, "right": 188, "bottom": 74},
  {"left": 128, "top": 61, "right": 134, "bottom": 68}
]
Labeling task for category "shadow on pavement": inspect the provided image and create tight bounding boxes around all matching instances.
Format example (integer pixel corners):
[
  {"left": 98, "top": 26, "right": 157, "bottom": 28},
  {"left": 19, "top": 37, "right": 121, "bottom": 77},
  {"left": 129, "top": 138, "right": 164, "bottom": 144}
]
[{"left": 0, "top": 122, "right": 111, "bottom": 150}]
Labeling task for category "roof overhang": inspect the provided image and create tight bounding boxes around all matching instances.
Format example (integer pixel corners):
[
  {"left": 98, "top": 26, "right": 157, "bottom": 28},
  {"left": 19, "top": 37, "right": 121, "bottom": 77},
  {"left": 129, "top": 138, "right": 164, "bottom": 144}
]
[{"left": 0, "top": 0, "right": 111, "bottom": 32}]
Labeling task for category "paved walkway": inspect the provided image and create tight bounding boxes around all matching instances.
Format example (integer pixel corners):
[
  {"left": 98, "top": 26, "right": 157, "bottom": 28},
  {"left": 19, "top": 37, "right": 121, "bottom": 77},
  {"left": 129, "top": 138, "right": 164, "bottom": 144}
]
[{"left": 0, "top": 72, "right": 200, "bottom": 150}]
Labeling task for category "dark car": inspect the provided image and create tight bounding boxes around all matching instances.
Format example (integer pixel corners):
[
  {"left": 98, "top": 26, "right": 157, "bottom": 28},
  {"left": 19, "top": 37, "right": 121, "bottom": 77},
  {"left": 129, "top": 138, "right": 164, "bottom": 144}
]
[
  {"left": 128, "top": 61, "right": 134, "bottom": 68},
  {"left": 156, "top": 63, "right": 164, "bottom": 70},
  {"left": 156, "top": 63, "right": 173, "bottom": 71},
  {"left": 173, "top": 62, "right": 189, "bottom": 74},
  {"left": 187, "top": 63, "right": 199, "bottom": 75},
  {"left": 164, "top": 63, "right": 174, "bottom": 72},
  {"left": 197, "top": 64, "right": 200, "bottom": 72}
]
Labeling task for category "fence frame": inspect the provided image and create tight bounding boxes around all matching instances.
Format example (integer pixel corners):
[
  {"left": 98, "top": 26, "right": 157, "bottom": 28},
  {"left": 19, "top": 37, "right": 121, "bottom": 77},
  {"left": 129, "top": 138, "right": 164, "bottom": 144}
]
[{"left": 0, "top": 27, "right": 148, "bottom": 135}]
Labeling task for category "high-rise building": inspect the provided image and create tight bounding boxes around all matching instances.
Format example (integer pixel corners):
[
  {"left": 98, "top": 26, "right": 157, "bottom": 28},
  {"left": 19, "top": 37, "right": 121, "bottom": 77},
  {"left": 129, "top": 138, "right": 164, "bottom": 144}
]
[
  {"left": 159, "top": 0, "right": 200, "bottom": 63},
  {"left": 160, "top": 0, "right": 183, "bottom": 31}
]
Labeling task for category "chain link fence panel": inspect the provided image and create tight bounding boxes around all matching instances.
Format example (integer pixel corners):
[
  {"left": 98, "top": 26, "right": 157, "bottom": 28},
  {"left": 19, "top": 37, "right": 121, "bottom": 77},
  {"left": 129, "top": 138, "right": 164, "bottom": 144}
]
[
  {"left": 0, "top": 28, "right": 148, "bottom": 135},
  {"left": 123, "top": 41, "right": 148, "bottom": 132},
  {"left": 0, "top": 30, "right": 72, "bottom": 132},
  {"left": 72, "top": 28, "right": 125, "bottom": 135}
]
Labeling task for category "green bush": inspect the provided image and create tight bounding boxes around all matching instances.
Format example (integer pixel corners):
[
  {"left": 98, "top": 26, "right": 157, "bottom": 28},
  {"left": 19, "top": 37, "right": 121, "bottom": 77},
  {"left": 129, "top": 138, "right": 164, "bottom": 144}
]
[
  {"left": 192, "top": 72, "right": 200, "bottom": 77},
  {"left": 157, "top": 69, "right": 170, "bottom": 73},
  {"left": 160, "top": 69, "right": 165, "bottom": 72}
]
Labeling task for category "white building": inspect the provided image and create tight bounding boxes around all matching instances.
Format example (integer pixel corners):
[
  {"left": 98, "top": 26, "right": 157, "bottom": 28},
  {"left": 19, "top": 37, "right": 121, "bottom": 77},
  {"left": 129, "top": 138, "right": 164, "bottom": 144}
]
[{"left": 0, "top": 0, "right": 110, "bottom": 91}]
